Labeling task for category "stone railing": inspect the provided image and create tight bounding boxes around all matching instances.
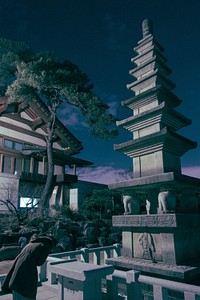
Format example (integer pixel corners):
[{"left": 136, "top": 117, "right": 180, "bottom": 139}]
[
  {"left": 1, "top": 243, "right": 200, "bottom": 300},
  {"left": 39, "top": 243, "right": 122, "bottom": 281},
  {"left": 0, "top": 243, "right": 121, "bottom": 292},
  {"left": 44, "top": 263, "right": 200, "bottom": 300},
  {"left": 104, "top": 269, "right": 200, "bottom": 300},
  {"left": 138, "top": 274, "right": 200, "bottom": 300}
]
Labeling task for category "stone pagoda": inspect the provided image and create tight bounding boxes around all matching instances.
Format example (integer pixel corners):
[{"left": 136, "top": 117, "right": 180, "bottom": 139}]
[{"left": 108, "top": 19, "right": 200, "bottom": 283}]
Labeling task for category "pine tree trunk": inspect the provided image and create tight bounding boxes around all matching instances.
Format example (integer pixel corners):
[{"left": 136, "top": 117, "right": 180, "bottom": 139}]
[{"left": 39, "top": 113, "right": 55, "bottom": 216}]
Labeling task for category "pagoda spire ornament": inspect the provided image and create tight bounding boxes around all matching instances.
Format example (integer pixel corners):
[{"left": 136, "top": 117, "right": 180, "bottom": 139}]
[{"left": 142, "top": 18, "right": 153, "bottom": 37}]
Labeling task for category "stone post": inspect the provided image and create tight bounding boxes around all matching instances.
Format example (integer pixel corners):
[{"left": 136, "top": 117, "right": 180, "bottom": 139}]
[
  {"left": 49, "top": 261, "right": 114, "bottom": 300},
  {"left": 126, "top": 270, "right": 143, "bottom": 300},
  {"left": 153, "top": 285, "right": 168, "bottom": 300}
]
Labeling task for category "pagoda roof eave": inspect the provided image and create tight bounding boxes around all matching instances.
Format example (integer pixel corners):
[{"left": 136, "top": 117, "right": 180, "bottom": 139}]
[
  {"left": 122, "top": 86, "right": 182, "bottom": 108},
  {"left": 129, "top": 57, "right": 172, "bottom": 78},
  {"left": 134, "top": 35, "right": 164, "bottom": 53},
  {"left": 131, "top": 47, "right": 167, "bottom": 65},
  {"left": 108, "top": 172, "right": 200, "bottom": 192},
  {"left": 114, "top": 127, "right": 197, "bottom": 157},
  {"left": 116, "top": 102, "right": 192, "bottom": 131},
  {"left": 127, "top": 69, "right": 176, "bottom": 91}
]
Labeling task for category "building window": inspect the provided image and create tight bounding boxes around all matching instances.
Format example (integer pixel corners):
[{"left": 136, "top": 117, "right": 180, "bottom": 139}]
[
  {"left": 2, "top": 155, "right": 12, "bottom": 173},
  {"left": 24, "top": 158, "right": 31, "bottom": 173},
  {"left": 19, "top": 197, "right": 39, "bottom": 208},
  {"left": 4, "top": 139, "right": 23, "bottom": 151},
  {"left": 0, "top": 137, "right": 2, "bottom": 146},
  {"left": 33, "top": 159, "right": 39, "bottom": 174},
  {"left": 14, "top": 142, "right": 23, "bottom": 151},
  {"left": 69, "top": 188, "right": 78, "bottom": 211},
  {"left": 14, "top": 158, "right": 22, "bottom": 175},
  {"left": 4, "top": 139, "right": 13, "bottom": 149}
]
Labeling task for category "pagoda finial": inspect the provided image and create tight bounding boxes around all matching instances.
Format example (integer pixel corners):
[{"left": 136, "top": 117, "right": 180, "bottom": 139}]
[{"left": 142, "top": 19, "right": 153, "bottom": 38}]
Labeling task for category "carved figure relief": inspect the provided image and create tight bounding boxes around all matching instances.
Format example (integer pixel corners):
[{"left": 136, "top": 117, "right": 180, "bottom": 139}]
[
  {"left": 158, "top": 187, "right": 176, "bottom": 214},
  {"left": 123, "top": 193, "right": 140, "bottom": 215},
  {"left": 138, "top": 232, "right": 156, "bottom": 261}
]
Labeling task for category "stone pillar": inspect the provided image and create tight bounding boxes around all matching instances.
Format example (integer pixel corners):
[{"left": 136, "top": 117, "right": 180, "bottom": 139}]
[
  {"left": 122, "top": 229, "right": 133, "bottom": 257},
  {"left": 126, "top": 270, "right": 143, "bottom": 300},
  {"left": 160, "top": 233, "right": 176, "bottom": 264},
  {"left": 153, "top": 285, "right": 168, "bottom": 300},
  {"left": 49, "top": 261, "right": 114, "bottom": 300}
]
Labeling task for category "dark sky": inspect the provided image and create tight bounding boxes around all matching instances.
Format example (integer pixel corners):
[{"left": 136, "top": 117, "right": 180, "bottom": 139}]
[{"left": 0, "top": 0, "right": 199, "bottom": 183}]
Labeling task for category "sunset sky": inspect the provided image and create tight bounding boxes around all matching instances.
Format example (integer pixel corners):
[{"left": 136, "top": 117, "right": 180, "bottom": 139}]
[{"left": 0, "top": 0, "right": 199, "bottom": 183}]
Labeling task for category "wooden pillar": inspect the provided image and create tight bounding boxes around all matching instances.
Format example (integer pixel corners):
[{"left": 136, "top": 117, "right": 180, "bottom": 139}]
[
  {"left": 0, "top": 154, "right": 3, "bottom": 173},
  {"left": 30, "top": 157, "right": 34, "bottom": 173}
]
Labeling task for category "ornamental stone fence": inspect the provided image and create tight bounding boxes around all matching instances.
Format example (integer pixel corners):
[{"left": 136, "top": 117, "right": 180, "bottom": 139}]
[{"left": 1, "top": 243, "right": 200, "bottom": 299}]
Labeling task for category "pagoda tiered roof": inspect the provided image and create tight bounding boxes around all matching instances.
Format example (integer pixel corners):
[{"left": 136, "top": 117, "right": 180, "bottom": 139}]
[
  {"left": 116, "top": 102, "right": 192, "bottom": 133},
  {"left": 121, "top": 86, "right": 182, "bottom": 110},
  {"left": 114, "top": 18, "right": 197, "bottom": 175},
  {"left": 114, "top": 127, "right": 197, "bottom": 158}
]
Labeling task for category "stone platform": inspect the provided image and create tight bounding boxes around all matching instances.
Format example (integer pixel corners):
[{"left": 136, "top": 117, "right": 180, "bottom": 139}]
[
  {"left": 106, "top": 256, "right": 200, "bottom": 283},
  {"left": 110, "top": 214, "right": 200, "bottom": 283}
]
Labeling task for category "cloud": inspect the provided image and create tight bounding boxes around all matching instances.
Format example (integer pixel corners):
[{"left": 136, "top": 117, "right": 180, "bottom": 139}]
[
  {"left": 92, "top": 90, "right": 120, "bottom": 115},
  {"left": 107, "top": 96, "right": 119, "bottom": 116},
  {"left": 57, "top": 104, "right": 88, "bottom": 130},
  {"left": 57, "top": 94, "right": 120, "bottom": 131},
  {"left": 68, "top": 165, "right": 200, "bottom": 185},
  {"left": 182, "top": 166, "right": 200, "bottom": 179},
  {"left": 67, "top": 165, "right": 132, "bottom": 185}
]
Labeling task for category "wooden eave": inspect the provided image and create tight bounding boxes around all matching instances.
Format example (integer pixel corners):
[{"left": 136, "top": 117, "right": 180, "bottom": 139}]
[
  {"left": 0, "top": 120, "right": 46, "bottom": 142},
  {"left": 20, "top": 146, "right": 93, "bottom": 167},
  {"left": 30, "top": 98, "right": 83, "bottom": 153},
  {"left": 0, "top": 97, "right": 83, "bottom": 154},
  {"left": 53, "top": 150, "right": 93, "bottom": 167}
]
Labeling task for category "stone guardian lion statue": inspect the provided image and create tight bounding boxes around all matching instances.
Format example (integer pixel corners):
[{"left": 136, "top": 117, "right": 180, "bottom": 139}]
[
  {"left": 123, "top": 193, "right": 140, "bottom": 215},
  {"left": 158, "top": 187, "right": 176, "bottom": 214}
]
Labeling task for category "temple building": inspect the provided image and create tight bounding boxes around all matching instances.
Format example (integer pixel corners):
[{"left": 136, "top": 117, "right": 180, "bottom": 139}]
[{"left": 0, "top": 95, "right": 94, "bottom": 212}]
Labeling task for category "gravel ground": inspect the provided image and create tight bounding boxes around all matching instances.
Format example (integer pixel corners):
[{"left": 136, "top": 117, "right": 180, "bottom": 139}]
[{"left": 0, "top": 260, "right": 14, "bottom": 275}]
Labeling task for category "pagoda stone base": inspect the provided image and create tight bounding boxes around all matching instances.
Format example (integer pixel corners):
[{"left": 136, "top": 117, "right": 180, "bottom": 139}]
[
  {"left": 109, "top": 172, "right": 200, "bottom": 214},
  {"left": 106, "top": 256, "right": 200, "bottom": 282},
  {"left": 109, "top": 214, "right": 200, "bottom": 282}
]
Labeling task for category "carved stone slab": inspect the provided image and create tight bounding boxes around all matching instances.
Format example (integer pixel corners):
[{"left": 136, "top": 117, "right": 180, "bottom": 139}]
[
  {"left": 106, "top": 256, "right": 200, "bottom": 281},
  {"left": 113, "top": 214, "right": 200, "bottom": 228}
]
